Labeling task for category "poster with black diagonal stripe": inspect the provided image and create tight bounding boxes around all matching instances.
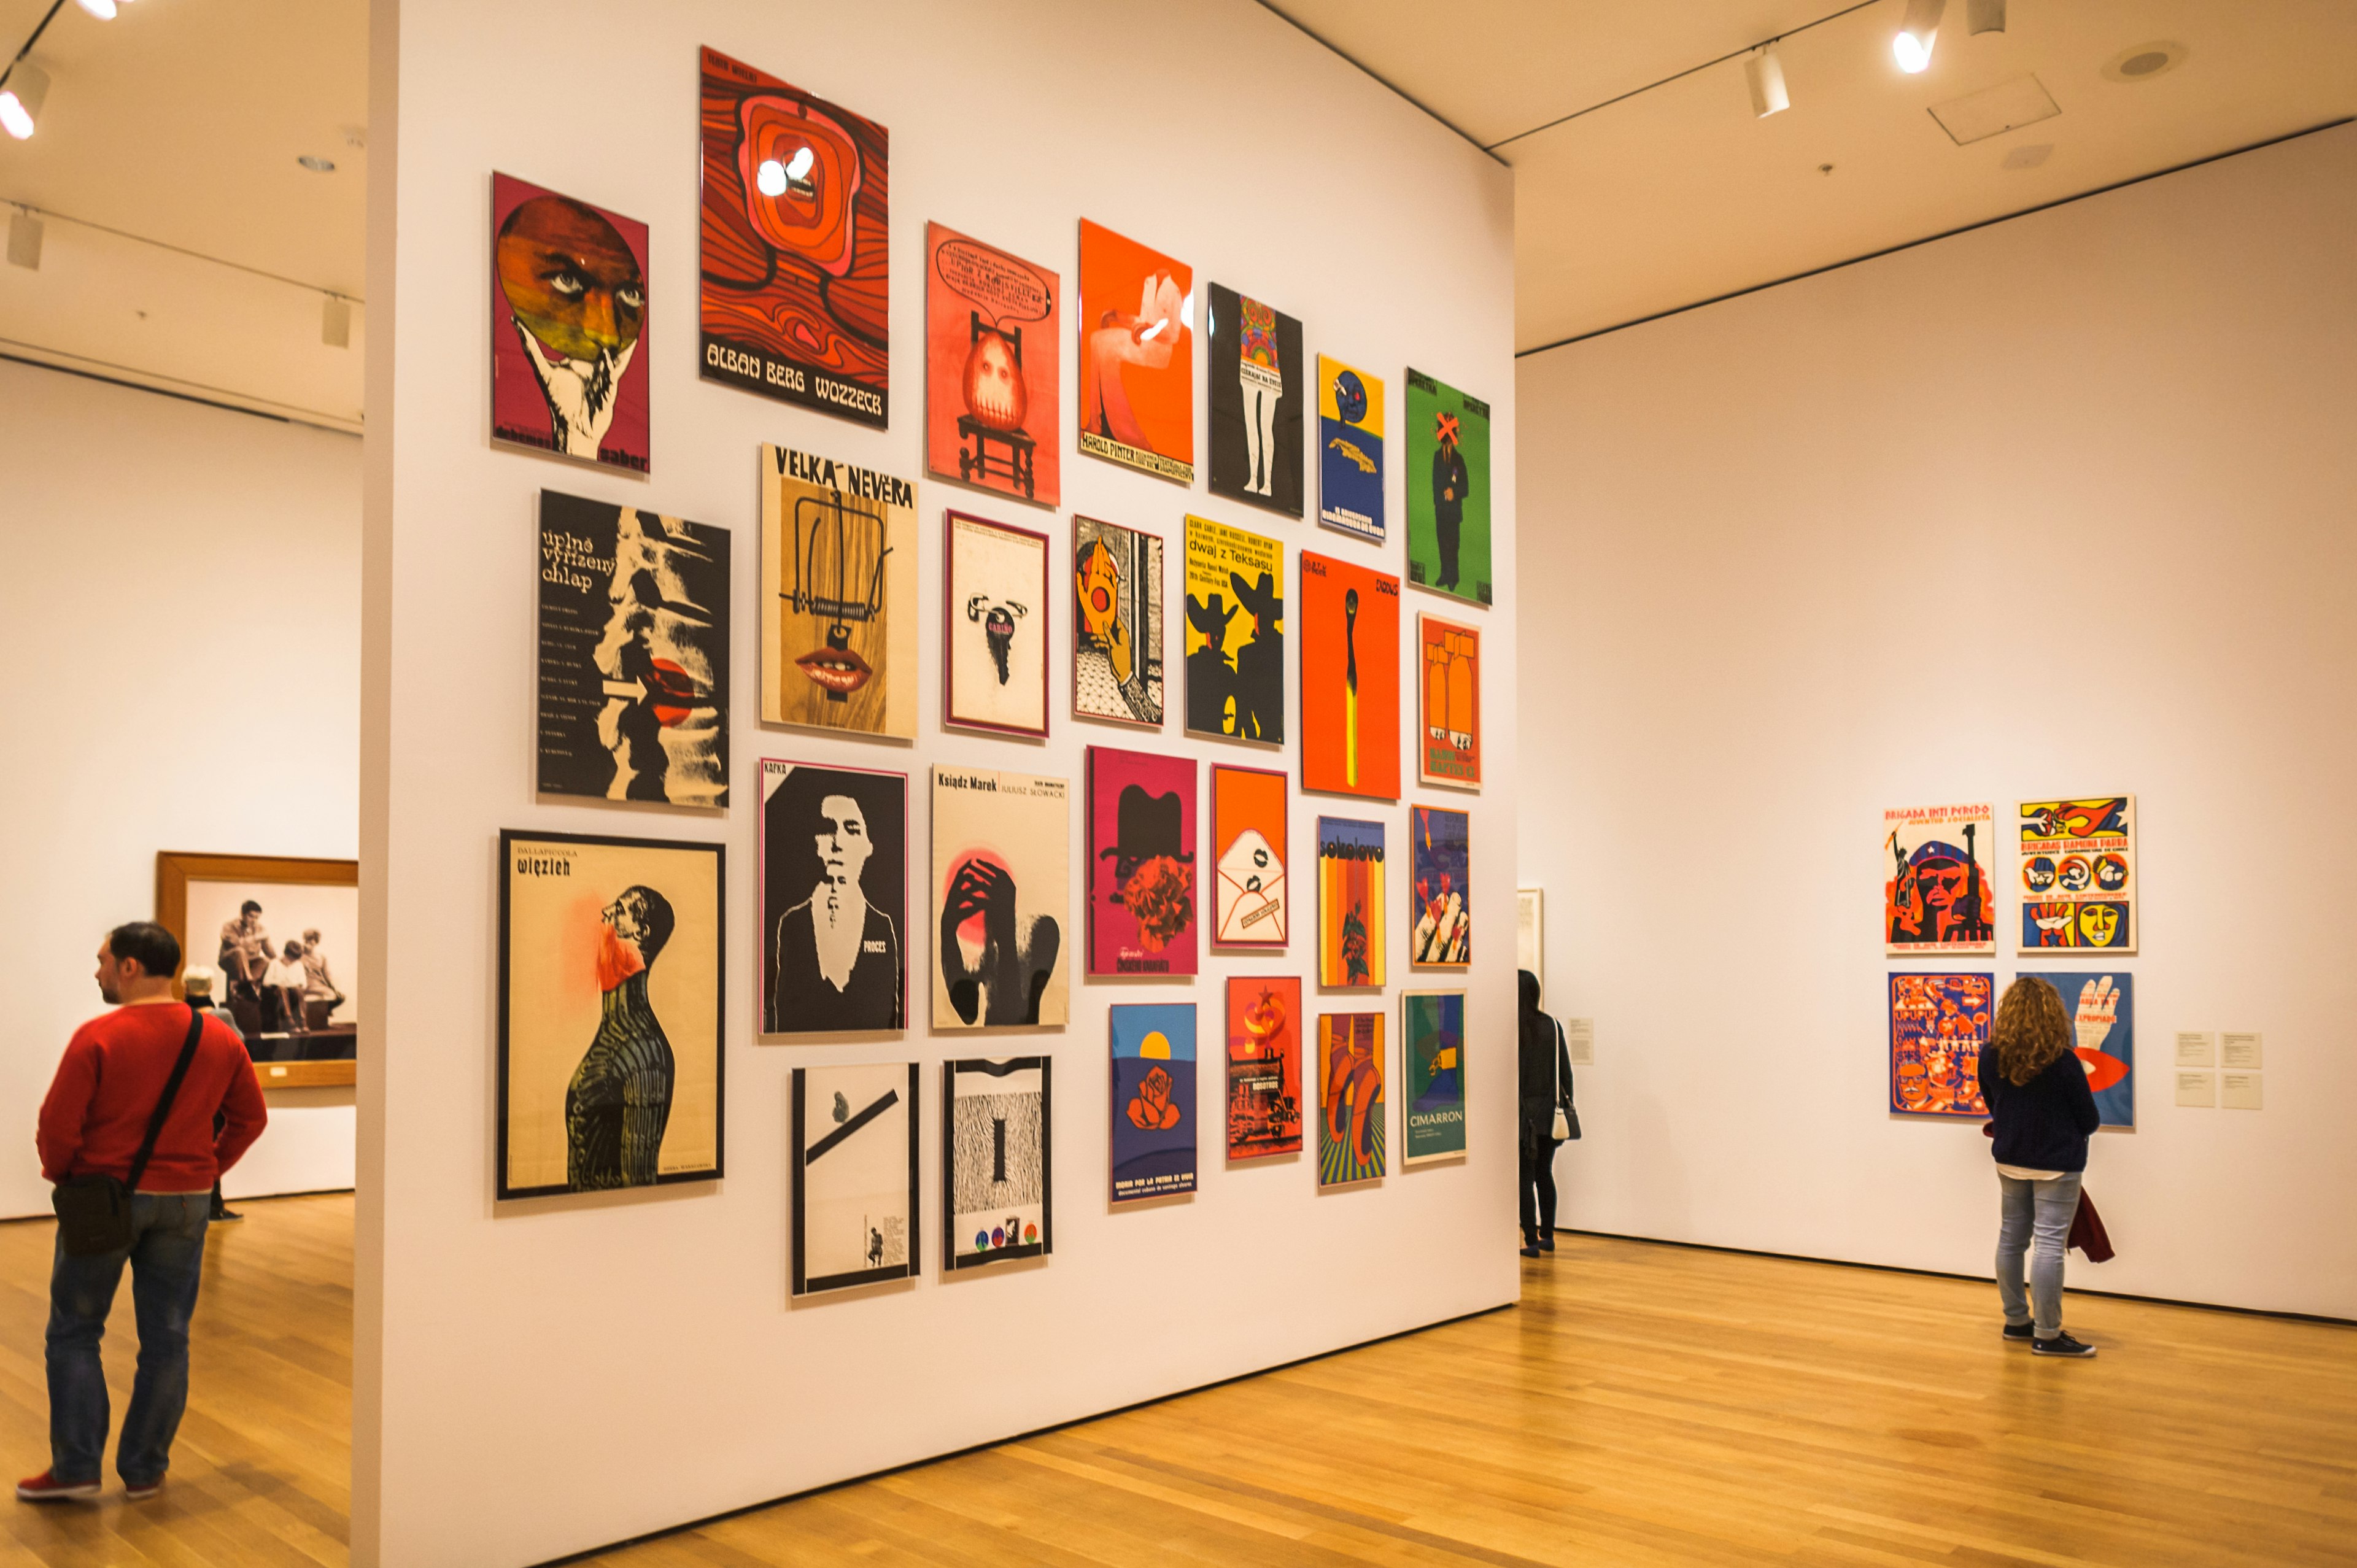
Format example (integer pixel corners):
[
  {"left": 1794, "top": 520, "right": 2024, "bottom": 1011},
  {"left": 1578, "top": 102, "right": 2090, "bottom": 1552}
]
[{"left": 791, "top": 1061, "right": 919, "bottom": 1295}]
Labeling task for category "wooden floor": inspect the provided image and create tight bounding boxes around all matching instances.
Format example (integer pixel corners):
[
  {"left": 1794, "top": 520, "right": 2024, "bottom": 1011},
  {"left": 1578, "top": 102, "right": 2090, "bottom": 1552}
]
[{"left": 4, "top": 1199, "right": 2353, "bottom": 1566}]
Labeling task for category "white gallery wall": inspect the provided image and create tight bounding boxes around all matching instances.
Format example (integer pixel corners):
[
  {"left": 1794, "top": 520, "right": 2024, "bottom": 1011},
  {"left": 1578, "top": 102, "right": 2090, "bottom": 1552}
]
[
  {"left": 360, "top": 2, "right": 1517, "bottom": 1564},
  {"left": 1518, "top": 123, "right": 2356, "bottom": 1321},
  {"left": 0, "top": 358, "right": 360, "bottom": 1215}
]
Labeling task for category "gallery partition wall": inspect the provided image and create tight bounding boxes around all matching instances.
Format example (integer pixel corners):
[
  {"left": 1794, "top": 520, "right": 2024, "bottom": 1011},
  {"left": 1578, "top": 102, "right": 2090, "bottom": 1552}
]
[
  {"left": 1517, "top": 122, "right": 2357, "bottom": 1323},
  {"left": 358, "top": 2, "right": 1518, "bottom": 1563}
]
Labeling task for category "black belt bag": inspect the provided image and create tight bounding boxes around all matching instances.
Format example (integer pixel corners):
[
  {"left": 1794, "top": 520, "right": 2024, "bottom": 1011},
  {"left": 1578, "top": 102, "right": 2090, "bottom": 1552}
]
[{"left": 52, "top": 1005, "right": 206, "bottom": 1257}]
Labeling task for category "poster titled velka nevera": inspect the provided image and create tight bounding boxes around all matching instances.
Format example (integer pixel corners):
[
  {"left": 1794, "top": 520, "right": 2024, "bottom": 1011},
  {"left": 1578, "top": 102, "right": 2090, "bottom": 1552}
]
[
  {"left": 1401, "top": 991, "right": 1468, "bottom": 1166},
  {"left": 536, "top": 492, "right": 729, "bottom": 809},
  {"left": 760, "top": 444, "right": 918, "bottom": 739}
]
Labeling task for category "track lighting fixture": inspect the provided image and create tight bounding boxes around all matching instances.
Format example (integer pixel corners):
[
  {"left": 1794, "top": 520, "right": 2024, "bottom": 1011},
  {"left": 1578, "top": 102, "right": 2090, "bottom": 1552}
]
[
  {"left": 1967, "top": 0, "right": 2007, "bottom": 35},
  {"left": 322, "top": 296, "right": 352, "bottom": 349},
  {"left": 1745, "top": 45, "right": 1790, "bottom": 118},
  {"left": 73, "top": 0, "right": 120, "bottom": 19},
  {"left": 1894, "top": 0, "right": 1945, "bottom": 73},
  {"left": 7, "top": 209, "right": 41, "bottom": 270},
  {"left": 0, "top": 60, "right": 48, "bottom": 140}
]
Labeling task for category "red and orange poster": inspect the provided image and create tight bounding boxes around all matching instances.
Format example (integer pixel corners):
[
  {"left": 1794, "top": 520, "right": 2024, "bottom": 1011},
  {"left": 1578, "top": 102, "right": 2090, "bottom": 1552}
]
[
  {"left": 925, "top": 223, "right": 1059, "bottom": 507},
  {"left": 1076, "top": 219, "right": 1193, "bottom": 485},
  {"left": 698, "top": 47, "right": 889, "bottom": 427},
  {"left": 1225, "top": 977, "right": 1301, "bottom": 1159},
  {"left": 1301, "top": 551, "right": 1399, "bottom": 800},
  {"left": 1210, "top": 764, "right": 1287, "bottom": 947},
  {"left": 491, "top": 173, "right": 649, "bottom": 474},
  {"left": 1417, "top": 612, "right": 1480, "bottom": 790}
]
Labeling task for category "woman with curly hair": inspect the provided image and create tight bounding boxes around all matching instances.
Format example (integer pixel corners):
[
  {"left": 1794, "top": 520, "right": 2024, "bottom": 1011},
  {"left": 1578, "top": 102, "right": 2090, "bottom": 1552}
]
[{"left": 1979, "top": 976, "right": 2102, "bottom": 1358}]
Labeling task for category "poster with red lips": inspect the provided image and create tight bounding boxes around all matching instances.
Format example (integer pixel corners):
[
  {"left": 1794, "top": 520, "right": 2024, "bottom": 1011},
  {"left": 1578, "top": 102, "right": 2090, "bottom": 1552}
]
[{"left": 760, "top": 444, "right": 917, "bottom": 738}]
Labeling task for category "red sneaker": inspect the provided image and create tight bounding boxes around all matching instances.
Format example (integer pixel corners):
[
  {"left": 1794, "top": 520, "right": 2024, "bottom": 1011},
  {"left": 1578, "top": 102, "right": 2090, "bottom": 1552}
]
[{"left": 16, "top": 1469, "right": 101, "bottom": 1502}]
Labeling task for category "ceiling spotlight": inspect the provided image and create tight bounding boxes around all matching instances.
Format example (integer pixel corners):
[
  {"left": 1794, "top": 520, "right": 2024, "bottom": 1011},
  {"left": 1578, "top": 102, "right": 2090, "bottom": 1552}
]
[
  {"left": 1894, "top": 0, "right": 1945, "bottom": 73},
  {"left": 1967, "top": 0, "right": 2006, "bottom": 34},
  {"left": 7, "top": 209, "right": 42, "bottom": 270},
  {"left": 75, "top": 0, "right": 119, "bottom": 17},
  {"left": 297, "top": 153, "right": 336, "bottom": 172},
  {"left": 322, "top": 296, "right": 352, "bottom": 349},
  {"left": 0, "top": 60, "right": 50, "bottom": 140},
  {"left": 1746, "top": 45, "right": 1790, "bottom": 118}
]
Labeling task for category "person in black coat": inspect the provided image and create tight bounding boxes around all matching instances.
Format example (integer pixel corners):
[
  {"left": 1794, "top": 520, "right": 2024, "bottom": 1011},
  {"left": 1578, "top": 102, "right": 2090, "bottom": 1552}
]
[
  {"left": 1517, "top": 969, "right": 1576, "bottom": 1258},
  {"left": 1980, "top": 976, "right": 2102, "bottom": 1358}
]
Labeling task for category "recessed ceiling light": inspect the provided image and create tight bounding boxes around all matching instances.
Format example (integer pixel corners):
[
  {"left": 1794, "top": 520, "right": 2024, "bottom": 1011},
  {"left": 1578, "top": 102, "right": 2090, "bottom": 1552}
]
[
  {"left": 298, "top": 154, "right": 336, "bottom": 172},
  {"left": 2103, "top": 41, "right": 2187, "bottom": 83}
]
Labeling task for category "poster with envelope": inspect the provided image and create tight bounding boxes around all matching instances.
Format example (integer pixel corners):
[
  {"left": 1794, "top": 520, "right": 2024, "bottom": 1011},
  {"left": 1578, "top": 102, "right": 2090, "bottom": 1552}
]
[{"left": 1210, "top": 764, "right": 1287, "bottom": 948}]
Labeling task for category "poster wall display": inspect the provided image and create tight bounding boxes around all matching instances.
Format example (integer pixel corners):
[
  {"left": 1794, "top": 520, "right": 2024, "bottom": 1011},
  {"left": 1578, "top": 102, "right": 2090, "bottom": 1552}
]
[
  {"left": 1206, "top": 284, "right": 1303, "bottom": 517},
  {"left": 497, "top": 831, "right": 724, "bottom": 1199},
  {"left": 1417, "top": 614, "right": 1481, "bottom": 790},
  {"left": 1409, "top": 806, "right": 1471, "bottom": 968},
  {"left": 1209, "top": 764, "right": 1287, "bottom": 948},
  {"left": 924, "top": 222, "right": 1059, "bottom": 506},
  {"left": 1086, "top": 747, "right": 1198, "bottom": 978},
  {"left": 2031, "top": 970, "right": 2137, "bottom": 1127},
  {"left": 791, "top": 1061, "right": 919, "bottom": 1295},
  {"left": 536, "top": 491, "right": 729, "bottom": 809},
  {"left": 2018, "top": 797, "right": 2137, "bottom": 954},
  {"left": 1317, "top": 816, "right": 1386, "bottom": 988},
  {"left": 490, "top": 172, "right": 649, "bottom": 473},
  {"left": 942, "top": 1057, "right": 1051, "bottom": 1271},
  {"left": 1072, "top": 515, "right": 1164, "bottom": 728},
  {"left": 759, "top": 444, "right": 918, "bottom": 739},
  {"left": 759, "top": 760, "right": 905, "bottom": 1035},
  {"left": 1225, "top": 977, "right": 1302, "bottom": 1160},
  {"left": 1884, "top": 804, "right": 1995, "bottom": 956},
  {"left": 1403, "top": 370, "right": 1492, "bottom": 606},
  {"left": 1317, "top": 1011, "right": 1385, "bottom": 1186},
  {"left": 1887, "top": 973, "right": 1993, "bottom": 1117},
  {"left": 157, "top": 852, "right": 357, "bottom": 1088},
  {"left": 1076, "top": 219, "right": 1193, "bottom": 484},
  {"left": 1110, "top": 1003, "right": 1197, "bottom": 1202},
  {"left": 1316, "top": 354, "right": 1384, "bottom": 541},
  {"left": 1515, "top": 887, "right": 1543, "bottom": 989},
  {"left": 931, "top": 765, "right": 1070, "bottom": 1029},
  {"left": 1300, "top": 550, "right": 1400, "bottom": 799},
  {"left": 1401, "top": 991, "right": 1468, "bottom": 1165},
  {"left": 945, "top": 511, "right": 1050, "bottom": 738},
  {"left": 1182, "top": 514, "right": 1285, "bottom": 744},
  {"left": 698, "top": 47, "right": 889, "bottom": 426}
]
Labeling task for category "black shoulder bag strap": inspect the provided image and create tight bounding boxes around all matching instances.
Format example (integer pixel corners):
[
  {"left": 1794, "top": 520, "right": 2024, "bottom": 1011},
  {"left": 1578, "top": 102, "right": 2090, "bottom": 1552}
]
[
  {"left": 126, "top": 1005, "right": 210, "bottom": 1195},
  {"left": 53, "top": 1005, "right": 209, "bottom": 1256}
]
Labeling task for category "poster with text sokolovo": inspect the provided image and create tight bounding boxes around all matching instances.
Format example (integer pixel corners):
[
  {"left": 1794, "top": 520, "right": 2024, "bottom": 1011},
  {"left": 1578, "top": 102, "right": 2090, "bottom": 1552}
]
[
  {"left": 759, "top": 760, "right": 906, "bottom": 1035},
  {"left": 1087, "top": 747, "right": 1198, "bottom": 978},
  {"left": 1110, "top": 1002, "right": 1196, "bottom": 1202},
  {"left": 931, "top": 766, "right": 1069, "bottom": 1029},
  {"left": 1183, "top": 516, "right": 1284, "bottom": 744},
  {"left": 1317, "top": 1011, "right": 1385, "bottom": 1186},
  {"left": 1072, "top": 516, "right": 1164, "bottom": 728},
  {"left": 759, "top": 445, "right": 918, "bottom": 738},
  {"left": 1887, "top": 973, "right": 1992, "bottom": 1117},
  {"left": 926, "top": 222, "right": 1059, "bottom": 506},
  {"left": 699, "top": 47, "right": 888, "bottom": 426},
  {"left": 1885, "top": 804, "right": 1997, "bottom": 956},
  {"left": 1317, "top": 354, "right": 1384, "bottom": 541},
  {"left": 1409, "top": 807, "right": 1470, "bottom": 968},
  {"left": 1417, "top": 613, "right": 1480, "bottom": 789},
  {"left": 1076, "top": 219, "right": 1193, "bottom": 484},
  {"left": 1226, "top": 977, "right": 1301, "bottom": 1159},
  {"left": 491, "top": 173, "right": 649, "bottom": 473},
  {"left": 943, "top": 1057, "right": 1051, "bottom": 1270},
  {"left": 1300, "top": 551, "right": 1399, "bottom": 799},
  {"left": 1404, "top": 370, "right": 1491, "bottom": 606},
  {"left": 1206, "top": 284, "right": 1303, "bottom": 517},
  {"left": 791, "top": 1060, "right": 919, "bottom": 1295},
  {"left": 2017, "top": 797, "right": 2137, "bottom": 955},
  {"left": 2023, "top": 970, "right": 2136, "bottom": 1127},
  {"left": 1318, "top": 816, "right": 1385, "bottom": 988},
  {"left": 536, "top": 492, "right": 729, "bottom": 809},
  {"left": 1401, "top": 991, "right": 1467, "bottom": 1165}
]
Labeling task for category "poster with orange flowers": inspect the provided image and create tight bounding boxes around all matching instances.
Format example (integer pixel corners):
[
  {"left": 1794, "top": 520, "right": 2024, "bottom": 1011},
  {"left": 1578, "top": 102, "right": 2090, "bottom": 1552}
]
[
  {"left": 1225, "top": 978, "right": 1301, "bottom": 1159},
  {"left": 1087, "top": 747, "right": 1197, "bottom": 978},
  {"left": 925, "top": 222, "right": 1059, "bottom": 506},
  {"left": 1076, "top": 219, "right": 1193, "bottom": 485},
  {"left": 1317, "top": 1011, "right": 1385, "bottom": 1186},
  {"left": 1110, "top": 1002, "right": 1196, "bottom": 1201},
  {"left": 1301, "top": 552, "right": 1400, "bottom": 800}
]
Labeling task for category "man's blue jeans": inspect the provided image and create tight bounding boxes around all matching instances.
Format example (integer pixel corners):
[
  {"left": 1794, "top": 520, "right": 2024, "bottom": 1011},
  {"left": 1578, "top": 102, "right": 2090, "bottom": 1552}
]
[
  {"left": 1995, "top": 1170, "right": 2082, "bottom": 1340},
  {"left": 45, "top": 1192, "right": 210, "bottom": 1485}
]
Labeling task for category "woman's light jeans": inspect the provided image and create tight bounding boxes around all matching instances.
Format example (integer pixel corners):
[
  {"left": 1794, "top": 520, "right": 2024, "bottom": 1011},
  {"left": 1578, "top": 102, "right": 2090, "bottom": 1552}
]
[{"left": 1995, "top": 1170, "right": 2083, "bottom": 1339}]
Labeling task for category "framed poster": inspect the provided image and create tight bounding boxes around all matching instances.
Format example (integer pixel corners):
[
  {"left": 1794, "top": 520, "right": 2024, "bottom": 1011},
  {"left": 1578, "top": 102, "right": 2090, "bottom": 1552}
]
[
  {"left": 1317, "top": 816, "right": 1385, "bottom": 988},
  {"left": 1417, "top": 613, "right": 1481, "bottom": 790},
  {"left": 1403, "top": 369, "right": 1492, "bottom": 606},
  {"left": 1316, "top": 354, "right": 1384, "bottom": 541},
  {"left": 945, "top": 510, "right": 1050, "bottom": 738},
  {"left": 1209, "top": 763, "right": 1287, "bottom": 948},
  {"left": 698, "top": 47, "right": 888, "bottom": 425},
  {"left": 1206, "top": 284, "right": 1303, "bottom": 517},
  {"left": 1300, "top": 550, "right": 1399, "bottom": 799},
  {"left": 759, "top": 760, "right": 905, "bottom": 1035},
  {"left": 156, "top": 852, "right": 357, "bottom": 1089},
  {"left": 924, "top": 222, "right": 1059, "bottom": 506},
  {"left": 1884, "top": 804, "right": 1996, "bottom": 956},
  {"left": 1401, "top": 991, "right": 1468, "bottom": 1165},
  {"left": 497, "top": 831, "right": 724, "bottom": 1199},
  {"left": 1072, "top": 514, "right": 1164, "bottom": 728},
  {"left": 943, "top": 1057, "right": 1053, "bottom": 1270},
  {"left": 1076, "top": 218, "right": 1193, "bottom": 484},
  {"left": 1226, "top": 976, "right": 1302, "bottom": 1160},
  {"left": 759, "top": 444, "right": 918, "bottom": 739},
  {"left": 1110, "top": 1002, "right": 1196, "bottom": 1202},
  {"left": 791, "top": 1060, "right": 919, "bottom": 1294},
  {"left": 1887, "top": 973, "right": 1993, "bottom": 1118},
  {"left": 1409, "top": 806, "right": 1471, "bottom": 968},
  {"left": 1317, "top": 1011, "right": 1385, "bottom": 1186},
  {"left": 1086, "top": 747, "right": 1198, "bottom": 977},
  {"left": 490, "top": 172, "right": 649, "bottom": 473},
  {"left": 536, "top": 491, "right": 729, "bottom": 809},
  {"left": 1515, "top": 887, "right": 1544, "bottom": 987},
  {"left": 931, "top": 765, "right": 1070, "bottom": 1029},
  {"left": 2018, "top": 797, "right": 2137, "bottom": 955},
  {"left": 1183, "top": 514, "right": 1284, "bottom": 744},
  {"left": 2030, "top": 970, "right": 2136, "bottom": 1128}
]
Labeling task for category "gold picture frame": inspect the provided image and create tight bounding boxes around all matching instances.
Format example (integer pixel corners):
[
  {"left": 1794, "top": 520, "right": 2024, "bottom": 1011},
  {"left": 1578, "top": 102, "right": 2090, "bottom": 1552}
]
[{"left": 156, "top": 851, "right": 358, "bottom": 1089}]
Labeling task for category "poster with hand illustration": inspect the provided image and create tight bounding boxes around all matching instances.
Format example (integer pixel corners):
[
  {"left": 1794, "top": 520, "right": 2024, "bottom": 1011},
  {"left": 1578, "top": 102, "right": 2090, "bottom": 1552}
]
[
  {"left": 926, "top": 222, "right": 1058, "bottom": 506},
  {"left": 931, "top": 765, "right": 1069, "bottom": 1030},
  {"left": 491, "top": 173, "right": 649, "bottom": 473},
  {"left": 2030, "top": 970, "right": 2136, "bottom": 1128},
  {"left": 2017, "top": 797, "right": 2137, "bottom": 955},
  {"left": 1206, "top": 284, "right": 1302, "bottom": 517},
  {"left": 1077, "top": 220, "right": 1193, "bottom": 484},
  {"left": 1110, "top": 1003, "right": 1196, "bottom": 1202}
]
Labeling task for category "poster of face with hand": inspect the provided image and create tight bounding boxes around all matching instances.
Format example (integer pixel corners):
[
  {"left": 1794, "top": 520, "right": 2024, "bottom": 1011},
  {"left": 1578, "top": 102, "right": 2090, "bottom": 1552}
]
[
  {"left": 2017, "top": 797, "right": 2137, "bottom": 955},
  {"left": 2030, "top": 970, "right": 2135, "bottom": 1127},
  {"left": 492, "top": 174, "right": 651, "bottom": 473},
  {"left": 931, "top": 766, "right": 1069, "bottom": 1030}
]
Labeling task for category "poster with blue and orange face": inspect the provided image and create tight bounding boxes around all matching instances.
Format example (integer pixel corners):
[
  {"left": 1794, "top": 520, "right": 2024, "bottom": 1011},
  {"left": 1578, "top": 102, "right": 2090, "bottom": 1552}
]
[
  {"left": 1317, "top": 354, "right": 1384, "bottom": 541},
  {"left": 2032, "top": 970, "right": 2135, "bottom": 1127},
  {"left": 1887, "top": 973, "right": 1992, "bottom": 1118},
  {"left": 925, "top": 223, "right": 1059, "bottom": 507},
  {"left": 2017, "top": 797, "right": 2137, "bottom": 955},
  {"left": 1885, "top": 804, "right": 1996, "bottom": 956},
  {"left": 1077, "top": 220, "right": 1193, "bottom": 484},
  {"left": 1110, "top": 1003, "right": 1196, "bottom": 1201}
]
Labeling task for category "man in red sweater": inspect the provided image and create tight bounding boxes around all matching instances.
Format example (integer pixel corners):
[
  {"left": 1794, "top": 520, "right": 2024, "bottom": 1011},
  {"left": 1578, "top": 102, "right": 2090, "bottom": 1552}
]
[{"left": 17, "top": 922, "right": 266, "bottom": 1505}]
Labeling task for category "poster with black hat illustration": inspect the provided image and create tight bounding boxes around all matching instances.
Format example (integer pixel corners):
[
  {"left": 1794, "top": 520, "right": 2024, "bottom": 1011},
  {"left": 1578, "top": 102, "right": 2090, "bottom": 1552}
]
[
  {"left": 1086, "top": 747, "right": 1198, "bottom": 977},
  {"left": 1182, "top": 514, "right": 1283, "bottom": 744}
]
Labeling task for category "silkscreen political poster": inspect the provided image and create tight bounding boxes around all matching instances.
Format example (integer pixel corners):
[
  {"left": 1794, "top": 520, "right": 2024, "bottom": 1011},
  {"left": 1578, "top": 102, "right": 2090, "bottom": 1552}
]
[
  {"left": 1884, "top": 804, "right": 1996, "bottom": 956},
  {"left": 1316, "top": 354, "right": 1384, "bottom": 541},
  {"left": 1887, "top": 973, "right": 1993, "bottom": 1118},
  {"left": 2018, "top": 797, "right": 2137, "bottom": 954}
]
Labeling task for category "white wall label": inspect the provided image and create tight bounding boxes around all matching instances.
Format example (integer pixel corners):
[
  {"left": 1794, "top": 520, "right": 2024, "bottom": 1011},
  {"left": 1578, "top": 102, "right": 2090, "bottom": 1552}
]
[
  {"left": 2221, "top": 1072, "right": 2264, "bottom": 1110},
  {"left": 2173, "top": 1030, "right": 2215, "bottom": 1067},
  {"left": 2220, "top": 1032, "right": 2263, "bottom": 1069},
  {"left": 1563, "top": 1017, "right": 1595, "bottom": 1065},
  {"left": 2174, "top": 1070, "right": 2216, "bottom": 1107}
]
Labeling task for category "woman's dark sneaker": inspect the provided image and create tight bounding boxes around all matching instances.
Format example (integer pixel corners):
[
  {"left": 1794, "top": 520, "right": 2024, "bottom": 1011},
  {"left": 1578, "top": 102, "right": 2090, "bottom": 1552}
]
[{"left": 2032, "top": 1331, "right": 2097, "bottom": 1358}]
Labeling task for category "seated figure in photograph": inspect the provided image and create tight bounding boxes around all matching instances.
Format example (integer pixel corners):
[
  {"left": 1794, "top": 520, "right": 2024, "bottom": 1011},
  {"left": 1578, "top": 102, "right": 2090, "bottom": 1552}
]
[{"left": 261, "top": 940, "right": 309, "bottom": 1036}]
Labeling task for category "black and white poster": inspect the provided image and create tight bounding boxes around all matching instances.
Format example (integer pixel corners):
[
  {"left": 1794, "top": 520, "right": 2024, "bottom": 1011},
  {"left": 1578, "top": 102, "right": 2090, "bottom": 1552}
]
[
  {"left": 536, "top": 490, "right": 730, "bottom": 808},
  {"left": 792, "top": 1061, "right": 920, "bottom": 1296},
  {"left": 760, "top": 760, "right": 907, "bottom": 1035},
  {"left": 943, "top": 1057, "right": 1051, "bottom": 1272}
]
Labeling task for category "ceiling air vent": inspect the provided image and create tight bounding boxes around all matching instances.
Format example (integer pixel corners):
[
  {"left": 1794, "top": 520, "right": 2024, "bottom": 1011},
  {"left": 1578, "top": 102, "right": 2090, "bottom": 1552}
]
[{"left": 1929, "top": 74, "right": 2061, "bottom": 146}]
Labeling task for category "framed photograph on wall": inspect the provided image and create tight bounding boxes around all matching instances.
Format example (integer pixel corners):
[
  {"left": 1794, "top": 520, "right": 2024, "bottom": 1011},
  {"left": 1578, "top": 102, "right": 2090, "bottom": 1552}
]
[
  {"left": 1072, "top": 514, "right": 1164, "bottom": 728},
  {"left": 792, "top": 1060, "right": 921, "bottom": 1294},
  {"left": 759, "top": 760, "right": 906, "bottom": 1035},
  {"left": 156, "top": 851, "right": 358, "bottom": 1089},
  {"left": 1516, "top": 887, "right": 1544, "bottom": 988},
  {"left": 945, "top": 510, "right": 1051, "bottom": 738},
  {"left": 942, "top": 1056, "right": 1052, "bottom": 1272}
]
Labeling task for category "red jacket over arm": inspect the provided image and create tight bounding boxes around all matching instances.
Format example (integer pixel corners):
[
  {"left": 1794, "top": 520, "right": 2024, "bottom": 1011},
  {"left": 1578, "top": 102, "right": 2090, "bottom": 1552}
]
[{"left": 37, "top": 1004, "right": 268, "bottom": 1191}]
